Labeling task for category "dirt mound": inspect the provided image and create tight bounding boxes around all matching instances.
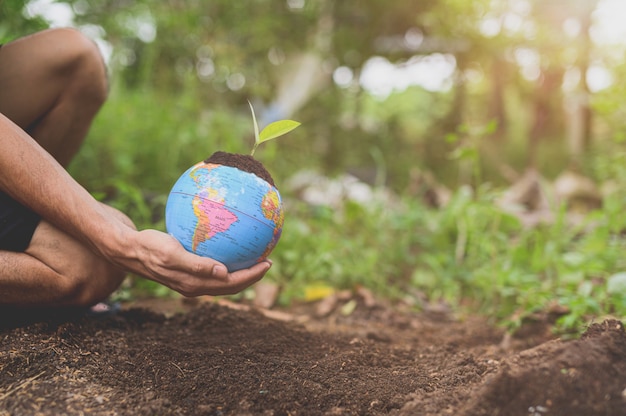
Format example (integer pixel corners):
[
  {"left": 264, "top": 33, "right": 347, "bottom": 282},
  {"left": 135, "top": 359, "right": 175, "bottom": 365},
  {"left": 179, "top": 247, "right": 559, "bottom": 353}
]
[
  {"left": 205, "top": 151, "right": 275, "bottom": 186},
  {"left": 404, "top": 319, "right": 626, "bottom": 416},
  {"left": 0, "top": 301, "right": 624, "bottom": 415}
]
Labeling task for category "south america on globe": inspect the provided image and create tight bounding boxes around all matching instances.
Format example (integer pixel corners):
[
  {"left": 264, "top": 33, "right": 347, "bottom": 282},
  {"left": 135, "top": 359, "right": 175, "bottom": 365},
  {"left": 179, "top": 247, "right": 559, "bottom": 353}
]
[{"left": 165, "top": 151, "right": 284, "bottom": 272}]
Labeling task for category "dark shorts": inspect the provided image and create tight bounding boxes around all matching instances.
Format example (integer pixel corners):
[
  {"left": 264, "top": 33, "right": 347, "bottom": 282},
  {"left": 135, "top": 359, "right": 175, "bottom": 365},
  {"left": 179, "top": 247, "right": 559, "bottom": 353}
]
[
  {"left": 0, "top": 43, "right": 40, "bottom": 251},
  {"left": 0, "top": 191, "right": 40, "bottom": 252}
]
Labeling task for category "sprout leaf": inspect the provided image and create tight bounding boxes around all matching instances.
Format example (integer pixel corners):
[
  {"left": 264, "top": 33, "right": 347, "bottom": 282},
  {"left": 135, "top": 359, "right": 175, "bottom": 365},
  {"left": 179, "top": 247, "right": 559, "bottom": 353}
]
[
  {"left": 249, "top": 100, "right": 300, "bottom": 156},
  {"left": 259, "top": 119, "right": 301, "bottom": 143}
]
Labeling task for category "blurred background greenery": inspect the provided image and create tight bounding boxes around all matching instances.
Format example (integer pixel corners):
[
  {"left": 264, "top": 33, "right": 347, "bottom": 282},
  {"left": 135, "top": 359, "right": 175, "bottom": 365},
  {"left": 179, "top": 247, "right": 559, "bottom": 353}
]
[{"left": 2, "top": 0, "right": 626, "bottom": 332}]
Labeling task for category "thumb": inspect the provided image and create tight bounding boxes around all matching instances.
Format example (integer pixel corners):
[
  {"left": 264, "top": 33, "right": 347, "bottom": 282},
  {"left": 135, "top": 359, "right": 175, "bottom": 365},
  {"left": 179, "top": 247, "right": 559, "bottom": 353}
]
[{"left": 211, "top": 264, "right": 228, "bottom": 279}]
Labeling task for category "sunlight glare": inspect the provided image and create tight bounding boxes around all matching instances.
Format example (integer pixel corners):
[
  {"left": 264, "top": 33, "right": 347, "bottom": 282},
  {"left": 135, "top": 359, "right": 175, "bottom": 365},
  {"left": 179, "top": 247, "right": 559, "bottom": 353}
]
[
  {"left": 359, "top": 54, "right": 455, "bottom": 98},
  {"left": 25, "top": 0, "right": 73, "bottom": 26},
  {"left": 591, "top": 0, "right": 626, "bottom": 46}
]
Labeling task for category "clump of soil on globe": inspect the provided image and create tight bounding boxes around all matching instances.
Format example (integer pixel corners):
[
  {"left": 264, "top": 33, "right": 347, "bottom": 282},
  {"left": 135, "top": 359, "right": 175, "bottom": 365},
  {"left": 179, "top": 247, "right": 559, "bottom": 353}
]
[{"left": 205, "top": 151, "right": 275, "bottom": 187}]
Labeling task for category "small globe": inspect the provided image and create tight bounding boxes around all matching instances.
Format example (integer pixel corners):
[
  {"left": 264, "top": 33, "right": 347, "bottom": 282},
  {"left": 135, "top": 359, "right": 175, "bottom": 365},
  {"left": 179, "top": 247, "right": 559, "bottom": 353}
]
[{"left": 165, "top": 161, "right": 284, "bottom": 271}]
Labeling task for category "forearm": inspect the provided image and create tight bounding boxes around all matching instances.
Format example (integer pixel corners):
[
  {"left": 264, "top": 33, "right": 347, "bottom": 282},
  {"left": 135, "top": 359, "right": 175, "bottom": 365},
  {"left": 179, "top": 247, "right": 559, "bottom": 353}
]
[{"left": 0, "top": 113, "right": 134, "bottom": 259}]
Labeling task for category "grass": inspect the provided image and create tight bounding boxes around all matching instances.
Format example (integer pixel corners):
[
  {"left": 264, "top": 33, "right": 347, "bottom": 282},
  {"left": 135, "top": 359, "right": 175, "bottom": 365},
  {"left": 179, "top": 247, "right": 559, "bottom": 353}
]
[{"left": 272, "top": 185, "right": 626, "bottom": 334}]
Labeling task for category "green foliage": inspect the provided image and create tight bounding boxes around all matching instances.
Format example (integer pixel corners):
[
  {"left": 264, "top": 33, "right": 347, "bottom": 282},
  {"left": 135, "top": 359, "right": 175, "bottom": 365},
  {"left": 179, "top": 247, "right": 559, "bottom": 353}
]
[
  {"left": 270, "top": 200, "right": 404, "bottom": 303},
  {"left": 269, "top": 183, "right": 626, "bottom": 334},
  {"left": 0, "top": 0, "right": 49, "bottom": 43}
]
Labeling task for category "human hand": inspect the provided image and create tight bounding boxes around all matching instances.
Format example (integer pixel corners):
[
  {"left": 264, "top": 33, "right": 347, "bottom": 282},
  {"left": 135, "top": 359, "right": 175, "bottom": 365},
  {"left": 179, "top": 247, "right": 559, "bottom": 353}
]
[{"left": 110, "top": 229, "right": 271, "bottom": 297}]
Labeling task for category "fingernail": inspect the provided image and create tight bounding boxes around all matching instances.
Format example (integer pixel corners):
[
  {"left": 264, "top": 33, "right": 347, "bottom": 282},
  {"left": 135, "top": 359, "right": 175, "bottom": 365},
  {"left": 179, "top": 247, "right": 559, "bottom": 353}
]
[{"left": 212, "top": 265, "right": 227, "bottom": 277}]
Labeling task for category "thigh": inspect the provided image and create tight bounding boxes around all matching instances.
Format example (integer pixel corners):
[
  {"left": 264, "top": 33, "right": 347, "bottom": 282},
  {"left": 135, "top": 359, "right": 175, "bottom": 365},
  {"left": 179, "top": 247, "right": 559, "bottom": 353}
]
[
  {"left": 26, "top": 220, "right": 101, "bottom": 279},
  {"left": 27, "top": 220, "right": 125, "bottom": 306},
  {"left": 26, "top": 201, "right": 135, "bottom": 287},
  {"left": 0, "top": 28, "right": 92, "bottom": 130},
  {"left": 0, "top": 219, "right": 124, "bottom": 307}
]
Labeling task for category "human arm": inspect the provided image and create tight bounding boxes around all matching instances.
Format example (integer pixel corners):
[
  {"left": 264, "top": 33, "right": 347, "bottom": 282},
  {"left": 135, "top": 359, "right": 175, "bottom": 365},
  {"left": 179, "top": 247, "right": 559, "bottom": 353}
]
[{"left": 0, "top": 113, "right": 270, "bottom": 296}]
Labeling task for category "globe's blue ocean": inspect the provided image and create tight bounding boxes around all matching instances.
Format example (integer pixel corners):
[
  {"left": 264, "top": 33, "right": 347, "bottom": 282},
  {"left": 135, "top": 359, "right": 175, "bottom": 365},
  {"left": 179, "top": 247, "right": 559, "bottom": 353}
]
[{"left": 165, "top": 162, "right": 284, "bottom": 271}]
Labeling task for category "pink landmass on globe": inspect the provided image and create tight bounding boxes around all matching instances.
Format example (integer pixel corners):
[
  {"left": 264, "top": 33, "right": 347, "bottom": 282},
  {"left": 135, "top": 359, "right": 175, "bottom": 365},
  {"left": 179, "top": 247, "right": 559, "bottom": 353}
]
[{"left": 191, "top": 194, "right": 238, "bottom": 251}]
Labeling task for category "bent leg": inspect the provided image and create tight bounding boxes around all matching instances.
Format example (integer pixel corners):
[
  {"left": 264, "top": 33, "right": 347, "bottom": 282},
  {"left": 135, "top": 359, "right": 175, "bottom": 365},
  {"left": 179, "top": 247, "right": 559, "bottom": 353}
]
[
  {"left": 0, "top": 204, "right": 134, "bottom": 308},
  {"left": 0, "top": 28, "right": 108, "bottom": 166},
  {"left": 0, "top": 226, "right": 124, "bottom": 308},
  {"left": 0, "top": 29, "right": 122, "bottom": 308},
  {"left": 0, "top": 198, "right": 125, "bottom": 307}
]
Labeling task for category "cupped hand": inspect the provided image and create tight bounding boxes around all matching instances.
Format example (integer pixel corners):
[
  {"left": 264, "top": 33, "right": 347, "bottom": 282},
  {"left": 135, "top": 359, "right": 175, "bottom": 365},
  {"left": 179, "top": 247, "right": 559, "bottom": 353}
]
[{"left": 112, "top": 229, "right": 271, "bottom": 297}]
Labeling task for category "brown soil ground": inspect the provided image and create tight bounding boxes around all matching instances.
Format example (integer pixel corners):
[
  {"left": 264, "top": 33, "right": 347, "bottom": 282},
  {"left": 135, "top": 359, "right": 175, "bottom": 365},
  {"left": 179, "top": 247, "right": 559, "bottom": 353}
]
[{"left": 0, "top": 295, "right": 625, "bottom": 416}]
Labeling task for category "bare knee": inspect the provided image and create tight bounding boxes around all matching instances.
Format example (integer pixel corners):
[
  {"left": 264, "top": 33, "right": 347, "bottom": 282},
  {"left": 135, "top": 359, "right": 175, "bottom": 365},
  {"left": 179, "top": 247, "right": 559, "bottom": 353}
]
[
  {"left": 62, "top": 262, "right": 126, "bottom": 308},
  {"left": 46, "top": 27, "right": 108, "bottom": 107}
]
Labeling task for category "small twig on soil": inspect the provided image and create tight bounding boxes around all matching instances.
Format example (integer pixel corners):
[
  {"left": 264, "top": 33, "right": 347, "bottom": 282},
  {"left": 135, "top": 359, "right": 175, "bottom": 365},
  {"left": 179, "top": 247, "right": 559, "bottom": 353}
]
[
  {"left": 0, "top": 371, "right": 46, "bottom": 400},
  {"left": 170, "top": 362, "right": 185, "bottom": 377}
]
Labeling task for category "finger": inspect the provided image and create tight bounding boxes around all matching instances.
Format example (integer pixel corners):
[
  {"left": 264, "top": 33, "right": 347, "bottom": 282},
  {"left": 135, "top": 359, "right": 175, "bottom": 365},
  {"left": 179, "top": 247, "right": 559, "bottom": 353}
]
[
  {"left": 182, "top": 256, "right": 227, "bottom": 280},
  {"left": 222, "top": 261, "right": 272, "bottom": 293},
  {"left": 175, "top": 249, "right": 227, "bottom": 279},
  {"left": 235, "top": 260, "right": 272, "bottom": 279},
  {"left": 158, "top": 260, "right": 271, "bottom": 297},
  {"left": 211, "top": 264, "right": 228, "bottom": 279}
]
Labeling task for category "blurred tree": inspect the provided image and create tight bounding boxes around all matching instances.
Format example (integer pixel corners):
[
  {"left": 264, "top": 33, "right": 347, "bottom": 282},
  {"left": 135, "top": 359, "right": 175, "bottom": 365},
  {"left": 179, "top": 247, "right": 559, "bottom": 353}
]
[
  {"left": 508, "top": 0, "right": 597, "bottom": 170},
  {"left": 1, "top": 0, "right": 614, "bottom": 191},
  {"left": 566, "top": 0, "right": 597, "bottom": 166}
]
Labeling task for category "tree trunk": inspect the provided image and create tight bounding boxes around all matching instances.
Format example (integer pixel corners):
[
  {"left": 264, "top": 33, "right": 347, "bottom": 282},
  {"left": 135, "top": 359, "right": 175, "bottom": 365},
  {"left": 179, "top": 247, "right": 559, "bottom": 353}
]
[
  {"left": 528, "top": 68, "right": 564, "bottom": 168},
  {"left": 489, "top": 56, "right": 508, "bottom": 140}
]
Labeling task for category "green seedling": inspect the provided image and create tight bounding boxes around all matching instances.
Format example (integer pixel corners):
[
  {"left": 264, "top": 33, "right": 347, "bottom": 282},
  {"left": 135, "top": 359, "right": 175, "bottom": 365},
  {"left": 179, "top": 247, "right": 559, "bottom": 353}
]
[{"left": 249, "top": 101, "right": 300, "bottom": 156}]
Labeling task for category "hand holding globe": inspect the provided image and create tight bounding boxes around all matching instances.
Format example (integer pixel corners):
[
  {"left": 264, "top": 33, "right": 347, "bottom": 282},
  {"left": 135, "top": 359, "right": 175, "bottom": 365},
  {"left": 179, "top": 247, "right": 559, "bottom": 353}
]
[{"left": 165, "top": 103, "right": 300, "bottom": 271}]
